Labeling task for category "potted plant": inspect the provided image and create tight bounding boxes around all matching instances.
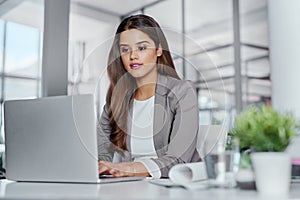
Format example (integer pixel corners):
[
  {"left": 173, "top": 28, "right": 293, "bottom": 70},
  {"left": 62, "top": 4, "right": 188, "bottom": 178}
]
[{"left": 229, "top": 105, "right": 299, "bottom": 196}]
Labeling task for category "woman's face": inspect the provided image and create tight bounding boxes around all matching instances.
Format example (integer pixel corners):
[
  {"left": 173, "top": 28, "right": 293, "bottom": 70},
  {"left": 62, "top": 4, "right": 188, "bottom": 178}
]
[{"left": 119, "top": 29, "right": 162, "bottom": 81}]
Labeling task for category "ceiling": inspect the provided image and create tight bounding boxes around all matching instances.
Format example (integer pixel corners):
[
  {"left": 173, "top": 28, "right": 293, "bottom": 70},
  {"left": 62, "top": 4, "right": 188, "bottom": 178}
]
[{"left": 72, "top": 0, "right": 160, "bottom": 16}]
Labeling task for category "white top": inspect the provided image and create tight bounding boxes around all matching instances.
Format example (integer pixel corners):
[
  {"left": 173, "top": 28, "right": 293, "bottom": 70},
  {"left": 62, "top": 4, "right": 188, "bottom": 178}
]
[{"left": 130, "top": 96, "right": 161, "bottom": 178}]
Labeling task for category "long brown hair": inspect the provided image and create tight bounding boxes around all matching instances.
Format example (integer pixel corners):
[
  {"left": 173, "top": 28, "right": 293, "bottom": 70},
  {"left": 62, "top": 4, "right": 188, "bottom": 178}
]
[{"left": 106, "top": 14, "right": 179, "bottom": 150}]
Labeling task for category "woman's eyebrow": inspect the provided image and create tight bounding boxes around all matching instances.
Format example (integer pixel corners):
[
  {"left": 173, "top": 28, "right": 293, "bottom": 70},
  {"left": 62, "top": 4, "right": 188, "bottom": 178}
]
[
  {"left": 136, "top": 41, "right": 150, "bottom": 45},
  {"left": 119, "top": 44, "right": 129, "bottom": 47},
  {"left": 119, "top": 41, "right": 150, "bottom": 47}
]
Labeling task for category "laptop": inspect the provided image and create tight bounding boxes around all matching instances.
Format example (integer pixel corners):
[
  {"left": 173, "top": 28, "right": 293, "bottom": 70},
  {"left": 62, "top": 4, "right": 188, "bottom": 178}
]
[{"left": 4, "top": 94, "right": 144, "bottom": 183}]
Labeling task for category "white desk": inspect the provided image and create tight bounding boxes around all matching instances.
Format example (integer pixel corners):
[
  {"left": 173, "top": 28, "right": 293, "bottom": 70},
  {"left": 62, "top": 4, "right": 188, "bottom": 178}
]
[{"left": 1, "top": 179, "right": 300, "bottom": 200}]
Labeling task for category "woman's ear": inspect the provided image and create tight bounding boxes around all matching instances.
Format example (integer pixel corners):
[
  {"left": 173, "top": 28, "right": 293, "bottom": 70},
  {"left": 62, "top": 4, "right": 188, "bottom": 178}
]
[{"left": 156, "top": 44, "right": 163, "bottom": 57}]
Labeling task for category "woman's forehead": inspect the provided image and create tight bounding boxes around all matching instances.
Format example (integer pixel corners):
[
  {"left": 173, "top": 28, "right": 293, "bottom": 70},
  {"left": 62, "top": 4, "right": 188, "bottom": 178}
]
[{"left": 119, "top": 29, "right": 154, "bottom": 45}]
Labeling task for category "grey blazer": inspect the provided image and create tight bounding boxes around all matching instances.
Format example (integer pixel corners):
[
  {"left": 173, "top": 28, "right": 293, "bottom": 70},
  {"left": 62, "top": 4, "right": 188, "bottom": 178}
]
[{"left": 97, "top": 73, "right": 200, "bottom": 177}]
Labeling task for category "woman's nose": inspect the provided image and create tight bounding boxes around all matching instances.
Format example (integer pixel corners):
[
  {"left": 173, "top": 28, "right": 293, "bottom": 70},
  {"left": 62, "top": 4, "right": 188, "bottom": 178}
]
[{"left": 130, "top": 49, "right": 139, "bottom": 60}]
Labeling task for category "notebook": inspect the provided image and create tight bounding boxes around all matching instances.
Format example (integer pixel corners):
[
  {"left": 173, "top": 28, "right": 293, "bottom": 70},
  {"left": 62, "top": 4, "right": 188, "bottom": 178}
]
[{"left": 4, "top": 94, "right": 144, "bottom": 183}]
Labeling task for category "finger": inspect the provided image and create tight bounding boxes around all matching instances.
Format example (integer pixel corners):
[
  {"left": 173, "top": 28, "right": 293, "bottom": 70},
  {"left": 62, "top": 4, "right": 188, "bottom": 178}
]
[
  {"left": 110, "top": 165, "right": 132, "bottom": 177},
  {"left": 110, "top": 169, "right": 125, "bottom": 177},
  {"left": 99, "top": 168, "right": 110, "bottom": 174},
  {"left": 99, "top": 161, "right": 113, "bottom": 174},
  {"left": 99, "top": 166, "right": 110, "bottom": 174}
]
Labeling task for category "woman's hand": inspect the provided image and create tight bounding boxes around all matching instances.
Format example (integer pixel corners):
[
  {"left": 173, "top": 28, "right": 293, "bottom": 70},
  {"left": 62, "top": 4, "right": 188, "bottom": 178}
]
[{"left": 98, "top": 161, "right": 150, "bottom": 177}]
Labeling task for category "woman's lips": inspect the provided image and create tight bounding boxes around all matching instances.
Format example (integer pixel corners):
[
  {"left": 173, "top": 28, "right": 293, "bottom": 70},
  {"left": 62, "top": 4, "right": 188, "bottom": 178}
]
[{"left": 130, "top": 63, "right": 143, "bottom": 70}]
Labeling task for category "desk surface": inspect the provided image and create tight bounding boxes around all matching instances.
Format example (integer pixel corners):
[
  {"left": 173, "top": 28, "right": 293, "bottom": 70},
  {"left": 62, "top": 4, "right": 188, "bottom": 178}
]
[{"left": 1, "top": 179, "right": 300, "bottom": 200}]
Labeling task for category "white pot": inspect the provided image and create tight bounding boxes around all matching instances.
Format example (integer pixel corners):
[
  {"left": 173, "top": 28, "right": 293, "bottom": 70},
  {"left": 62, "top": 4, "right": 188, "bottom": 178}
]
[{"left": 251, "top": 152, "right": 291, "bottom": 197}]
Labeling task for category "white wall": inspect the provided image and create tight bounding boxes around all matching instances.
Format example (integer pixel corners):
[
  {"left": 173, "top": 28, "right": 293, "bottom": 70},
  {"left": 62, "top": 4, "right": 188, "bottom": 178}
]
[{"left": 268, "top": 0, "right": 300, "bottom": 120}]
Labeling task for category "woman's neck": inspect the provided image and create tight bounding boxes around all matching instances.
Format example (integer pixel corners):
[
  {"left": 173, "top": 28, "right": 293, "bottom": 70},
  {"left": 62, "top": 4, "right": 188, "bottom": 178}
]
[{"left": 134, "top": 73, "right": 158, "bottom": 101}]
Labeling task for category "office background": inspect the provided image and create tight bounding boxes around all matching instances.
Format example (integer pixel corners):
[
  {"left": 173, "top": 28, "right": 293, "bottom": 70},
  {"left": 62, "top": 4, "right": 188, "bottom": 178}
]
[{"left": 0, "top": 0, "right": 299, "bottom": 144}]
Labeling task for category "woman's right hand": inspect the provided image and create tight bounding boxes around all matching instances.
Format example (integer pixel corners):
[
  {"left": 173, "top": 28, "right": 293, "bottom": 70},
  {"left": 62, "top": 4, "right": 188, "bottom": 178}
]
[{"left": 98, "top": 160, "right": 150, "bottom": 177}]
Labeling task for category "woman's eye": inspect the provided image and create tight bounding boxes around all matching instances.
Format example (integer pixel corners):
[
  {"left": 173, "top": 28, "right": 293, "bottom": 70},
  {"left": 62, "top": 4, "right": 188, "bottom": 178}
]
[
  {"left": 138, "top": 45, "right": 147, "bottom": 51},
  {"left": 120, "top": 47, "right": 130, "bottom": 53}
]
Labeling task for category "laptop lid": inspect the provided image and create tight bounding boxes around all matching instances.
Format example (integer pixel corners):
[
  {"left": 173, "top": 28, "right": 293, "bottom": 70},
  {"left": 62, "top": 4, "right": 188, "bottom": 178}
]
[{"left": 4, "top": 94, "right": 99, "bottom": 183}]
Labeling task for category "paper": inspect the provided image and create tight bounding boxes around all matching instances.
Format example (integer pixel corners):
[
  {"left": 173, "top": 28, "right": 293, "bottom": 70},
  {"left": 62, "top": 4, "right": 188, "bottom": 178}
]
[
  {"left": 149, "top": 162, "right": 209, "bottom": 190},
  {"left": 169, "top": 162, "right": 208, "bottom": 184}
]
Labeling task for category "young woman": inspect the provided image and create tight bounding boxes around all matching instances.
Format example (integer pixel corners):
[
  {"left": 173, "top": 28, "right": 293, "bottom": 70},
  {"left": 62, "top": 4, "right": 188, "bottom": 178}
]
[{"left": 97, "top": 14, "right": 200, "bottom": 178}]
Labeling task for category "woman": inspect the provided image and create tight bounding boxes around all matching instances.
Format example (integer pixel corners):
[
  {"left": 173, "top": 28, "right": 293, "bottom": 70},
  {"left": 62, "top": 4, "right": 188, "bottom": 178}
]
[{"left": 98, "top": 14, "right": 200, "bottom": 178}]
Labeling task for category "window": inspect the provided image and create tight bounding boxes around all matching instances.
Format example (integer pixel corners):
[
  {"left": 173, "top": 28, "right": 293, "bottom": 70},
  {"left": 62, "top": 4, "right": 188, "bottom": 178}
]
[{"left": 0, "top": 0, "right": 44, "bottom": 143}]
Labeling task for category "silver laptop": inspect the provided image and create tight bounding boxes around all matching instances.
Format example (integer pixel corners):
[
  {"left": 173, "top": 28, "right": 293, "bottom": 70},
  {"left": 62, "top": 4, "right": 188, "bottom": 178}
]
[{"left": 4, "top": 94, "right": 144, "bottom": 183}]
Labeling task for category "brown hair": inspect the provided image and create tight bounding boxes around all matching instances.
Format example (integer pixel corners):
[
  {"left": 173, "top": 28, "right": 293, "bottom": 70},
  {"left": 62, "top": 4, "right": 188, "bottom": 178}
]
[{"left": 106, "top": 14, "right": 179, "bottom": 150}]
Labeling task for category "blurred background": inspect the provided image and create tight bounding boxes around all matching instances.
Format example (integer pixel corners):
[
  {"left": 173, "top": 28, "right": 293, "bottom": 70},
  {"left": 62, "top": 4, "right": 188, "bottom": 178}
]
[{"left": 0, "top": 0, "right": 272, "bottom": 143}]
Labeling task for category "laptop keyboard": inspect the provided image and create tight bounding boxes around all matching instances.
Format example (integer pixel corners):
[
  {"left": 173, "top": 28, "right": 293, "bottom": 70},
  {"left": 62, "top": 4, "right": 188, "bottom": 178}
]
[{"left": 99, "top": 175, "right": 145, "bottom": 183}]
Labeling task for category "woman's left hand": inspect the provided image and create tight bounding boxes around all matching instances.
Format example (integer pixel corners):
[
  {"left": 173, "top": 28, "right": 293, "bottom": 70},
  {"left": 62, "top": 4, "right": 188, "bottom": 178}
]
[{"left": 98, "top": 161, "right": 150, "bottom": 177}]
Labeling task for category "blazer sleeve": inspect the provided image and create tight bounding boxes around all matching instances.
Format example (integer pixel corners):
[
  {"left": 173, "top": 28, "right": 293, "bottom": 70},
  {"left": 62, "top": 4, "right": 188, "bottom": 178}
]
[
  {"left": 151, "top": 81, "right": 200, "bottom": 177},
  {"left": 97, "top": 104, "right": 114, "bottom": 162}
]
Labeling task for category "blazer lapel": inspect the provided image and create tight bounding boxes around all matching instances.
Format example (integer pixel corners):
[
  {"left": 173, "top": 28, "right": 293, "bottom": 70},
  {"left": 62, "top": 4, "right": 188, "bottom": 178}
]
[
  {"left": 153, "top": 74, "right": 169, "bottom": 157},
  {"left": 125, "top": 102, "right": 133, "bottom": 161}
]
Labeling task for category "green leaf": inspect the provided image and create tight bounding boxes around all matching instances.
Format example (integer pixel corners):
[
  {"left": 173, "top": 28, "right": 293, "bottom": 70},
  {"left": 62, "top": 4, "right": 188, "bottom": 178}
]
[{"left": 229, "top": 105, "right": 299, "bottom": 152}]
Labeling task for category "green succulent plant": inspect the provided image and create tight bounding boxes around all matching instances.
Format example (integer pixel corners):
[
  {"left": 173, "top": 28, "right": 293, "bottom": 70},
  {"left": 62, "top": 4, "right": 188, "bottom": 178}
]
[{"left": 229, "top": 105, "right": 299, "bottom": 152}]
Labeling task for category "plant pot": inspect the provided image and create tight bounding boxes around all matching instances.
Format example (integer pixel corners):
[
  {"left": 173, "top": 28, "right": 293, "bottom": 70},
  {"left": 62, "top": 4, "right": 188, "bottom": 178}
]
[{"left": 251, "top": 152, "right": 291, "bottom": 197}]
